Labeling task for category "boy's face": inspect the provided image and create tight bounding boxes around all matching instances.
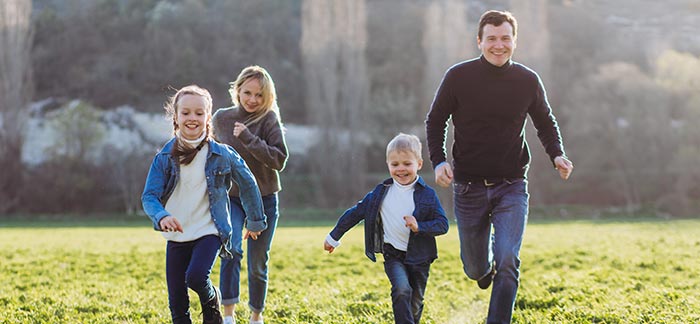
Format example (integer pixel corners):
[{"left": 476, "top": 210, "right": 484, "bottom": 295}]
[{"left": 386, "top": 150, "right": 423, "bottom": 186}]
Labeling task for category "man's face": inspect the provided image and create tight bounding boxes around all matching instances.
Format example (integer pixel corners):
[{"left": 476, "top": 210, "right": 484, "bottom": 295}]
[{"left": 478, "top": 23, "right": 516, "bottom": 67}]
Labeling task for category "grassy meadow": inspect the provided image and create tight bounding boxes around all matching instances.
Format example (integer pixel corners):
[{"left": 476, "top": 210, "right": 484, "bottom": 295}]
[{"left": 1, "top": 219, "right": 700, "bottom": 323}]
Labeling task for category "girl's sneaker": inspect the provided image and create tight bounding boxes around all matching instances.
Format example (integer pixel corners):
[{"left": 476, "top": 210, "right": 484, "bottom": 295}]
[
  {"left": 250, "top": 315, "right": 263, "bottom": 324},
  {"left": 223, "top": 316, "right": 236, "bottom": 324}
]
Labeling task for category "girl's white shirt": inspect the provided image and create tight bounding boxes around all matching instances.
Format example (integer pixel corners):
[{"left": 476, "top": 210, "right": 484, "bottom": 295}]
[
  {"left": 380, "top": 178, "right": 417, "bottom": 252},
  {"left": 163, "top": 133, "right": 218, "bottom": 242}
]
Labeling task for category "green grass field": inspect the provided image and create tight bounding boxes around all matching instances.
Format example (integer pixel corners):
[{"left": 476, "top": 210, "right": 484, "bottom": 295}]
[{"left": 1, "top": 219, "right": 699, "bottom": 323}]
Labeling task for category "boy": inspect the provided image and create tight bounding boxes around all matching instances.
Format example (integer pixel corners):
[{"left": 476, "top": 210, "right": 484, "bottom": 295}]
[{"left": 323, "top": 133, "right": 449, "bottom": 324}]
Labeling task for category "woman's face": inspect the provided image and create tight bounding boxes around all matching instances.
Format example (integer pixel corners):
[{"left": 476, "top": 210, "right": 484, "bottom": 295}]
[{"left": 239, "top": 78, "right": 265, "bottom": 113}]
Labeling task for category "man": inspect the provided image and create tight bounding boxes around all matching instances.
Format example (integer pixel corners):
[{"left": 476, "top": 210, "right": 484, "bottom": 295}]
[{"left": 425, "top": 10, "right": 573, "bottom": 324}]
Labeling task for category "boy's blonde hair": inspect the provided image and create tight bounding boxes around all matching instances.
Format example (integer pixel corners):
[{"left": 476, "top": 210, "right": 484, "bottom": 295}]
[{"left": 386, "top": 133, "right": 422, "bottom": 160}]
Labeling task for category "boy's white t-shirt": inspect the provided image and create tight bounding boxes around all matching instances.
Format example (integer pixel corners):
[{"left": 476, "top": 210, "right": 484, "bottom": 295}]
[
  {"left": 163, "top": 136, "right": 218, "bottom": 242},
  {"left": 380, "top": 178, "right": 417, "bottom": 252},
  {"left": 324, "top": 178, "right": 418, "bottom": 250}
]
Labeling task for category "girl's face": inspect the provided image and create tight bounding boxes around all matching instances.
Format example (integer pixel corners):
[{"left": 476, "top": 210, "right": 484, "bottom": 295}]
[
  {"left": 239, "top": 78, "right": 265, "bottom": 113},
  {"left": 175, "top": 94, "right": 210, "bottom": 140},
  {"left": 386, "top": 150, "right": 423, "bottom": 186}
]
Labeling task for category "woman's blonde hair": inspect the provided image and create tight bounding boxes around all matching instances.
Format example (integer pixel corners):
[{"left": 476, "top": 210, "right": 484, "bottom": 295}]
[{"left": 229, "top": 65, "right": 280, "bottom": 126}]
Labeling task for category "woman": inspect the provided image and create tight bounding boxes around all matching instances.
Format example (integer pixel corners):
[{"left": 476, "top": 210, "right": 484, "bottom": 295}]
[{"left": 212, "top": 66, "right": 288, "bottom": 324}]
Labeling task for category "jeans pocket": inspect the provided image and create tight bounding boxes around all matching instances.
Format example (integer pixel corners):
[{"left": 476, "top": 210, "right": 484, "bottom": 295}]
[{"left": 453, "top": 182, "right": 470, "bottom": 196}]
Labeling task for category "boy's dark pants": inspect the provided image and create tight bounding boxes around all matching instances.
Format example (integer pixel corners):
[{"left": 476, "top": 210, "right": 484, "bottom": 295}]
[
  {"left": 383, "top": 243, "right": 431, "bottom": 324},
  {"left": 166, "top": 234, "right": 220, "bottom": 324}
]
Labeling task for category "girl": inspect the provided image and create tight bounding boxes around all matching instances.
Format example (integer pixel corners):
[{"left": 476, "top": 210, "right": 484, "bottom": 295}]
[
  {"left": 212, "top": 66, "right": 288, "bottom": 324},
  {"left": 142, "top": 85, "right": 266, "bottom": 324}
]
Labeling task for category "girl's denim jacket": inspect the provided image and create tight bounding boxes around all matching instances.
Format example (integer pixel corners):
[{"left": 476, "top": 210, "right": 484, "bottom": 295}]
[
  {"left": 142, "top": 138, "right": 266, "bottom": 259},
  {"left": 329, "top": 176, "right": 449, "bottom": 264}
]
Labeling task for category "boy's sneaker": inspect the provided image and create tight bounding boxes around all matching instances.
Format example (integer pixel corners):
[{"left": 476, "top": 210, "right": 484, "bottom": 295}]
[
  {"left": 477, "top": 266, "right": 496, "bottom": 290},
  {"left": 202, "top": 286, "right": 223, "bottom": 324}
]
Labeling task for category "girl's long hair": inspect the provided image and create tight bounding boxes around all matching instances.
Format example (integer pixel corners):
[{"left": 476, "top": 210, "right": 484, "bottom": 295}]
[
  {"left": 229, "top": 65, "right": 282, "bottom": 126},
  {"left": 164, "top": 85, "right": 213, "bottom": 165}
]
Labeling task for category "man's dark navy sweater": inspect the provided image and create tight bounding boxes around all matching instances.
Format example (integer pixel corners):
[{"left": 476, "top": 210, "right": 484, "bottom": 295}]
[{"left": 425, "top": 55, "right": 565, "bottom": 181}]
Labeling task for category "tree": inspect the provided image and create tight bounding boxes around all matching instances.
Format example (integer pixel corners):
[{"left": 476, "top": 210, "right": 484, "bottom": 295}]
[
  {"left": 654, "top": 50, "right": 700, "bottom": 215},
  {"left": 422, "top": 0, "right": 471, "bottom": 109},
  {"left": 565, "top": 62, "right": 676, "bottom": 212},
  {"left": 0, "top": 0, "right": 32, "bottom": 214},
  {"left": 420, "top": 0, "right": 472, "bottom": 211},
  {"left": 301, "top": 0, "right": 369, "bottom": 207}
]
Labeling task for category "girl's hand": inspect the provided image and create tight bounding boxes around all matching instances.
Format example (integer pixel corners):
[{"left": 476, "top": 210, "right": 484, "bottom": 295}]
[
  {"left": 159, "top": 216, "right": 184, "bottom": 233},
  {"left": 233, "top": 122, "right": 248, "bottom": 137},
  {"left": 244, "top": 230, "right": 262, "bottom": 240},
  {"left": 403, "top": 216, "right": 419, "bottom": 233},
  {"left": 323, "top": 240, "right": 335, "bottom": 253}
]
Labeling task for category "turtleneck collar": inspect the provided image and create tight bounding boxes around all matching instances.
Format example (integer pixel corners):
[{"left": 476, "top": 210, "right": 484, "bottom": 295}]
[
  {"left": 177, "top": 131, "right": 207, "bottom": 148},
  {"left": 479, "top": 55, "right": 513, "bottom": 73},
  {"left": 393, "top": 176, "right": 418, "bottom": 191}
]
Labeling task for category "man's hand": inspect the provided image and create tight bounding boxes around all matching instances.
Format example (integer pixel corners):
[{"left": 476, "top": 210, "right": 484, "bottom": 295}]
[
  {"left": 403, "top": 216, "right": 419, "bottom": 233},
  {"left": 434, "top": 162, "right": 454, "bottom": 188},
  {"left": 554, "top": 156, "right": 574, "bottom": 180}
]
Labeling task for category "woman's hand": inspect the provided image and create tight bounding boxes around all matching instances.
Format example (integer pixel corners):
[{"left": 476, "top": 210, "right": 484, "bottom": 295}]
[
  {"left": 233, "top": 122, "right": 248, "bottom": 137},
  {"left": 244, "top": 229, "right": 262, "bottom": 240}
]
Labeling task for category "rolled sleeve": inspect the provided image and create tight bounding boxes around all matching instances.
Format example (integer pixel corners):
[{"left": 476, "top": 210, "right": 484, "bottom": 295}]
[
  {"left": 246, "top": 218, "right": 267, "bottom": 233},
  {"left": 325, "top": 234, "right": 341, "bottom": 248}
]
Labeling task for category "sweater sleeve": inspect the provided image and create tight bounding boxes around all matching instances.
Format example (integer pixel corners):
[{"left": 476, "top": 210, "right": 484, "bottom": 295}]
[
  {"left": 425, "top": 68, "right": 457, "bottom": 169},
  {"left": 211, "top": 108, "right": 226, "bottom": 142},
  {"left": 528, "top": 75, "right": 565, "bottom": 163},
  {"left": 228, "top": 149, "right": 267, "bottom": 232},
  {"left": 237, "top": 113, "right": 288, "bottom": 171}
]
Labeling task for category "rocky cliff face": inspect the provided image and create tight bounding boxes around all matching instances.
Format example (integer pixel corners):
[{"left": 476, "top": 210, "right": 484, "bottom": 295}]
[{"left": 22, "top": 98, "right": 319, "bottom": 166}]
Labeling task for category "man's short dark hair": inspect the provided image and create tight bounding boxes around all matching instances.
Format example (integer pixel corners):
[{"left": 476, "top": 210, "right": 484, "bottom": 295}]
[{"left": 478, "top": 10, "right": 518, "bottom": 40}]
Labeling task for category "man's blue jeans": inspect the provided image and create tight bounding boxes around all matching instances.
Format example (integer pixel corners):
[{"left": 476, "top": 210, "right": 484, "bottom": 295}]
[
  {"left": 453, "top": 178, "right": 529, "bottom": 324},
  {"left": 383, "top": 243, "right": 431, "bottom": 324},
  {"left": 220, "top": 194, "right": 279, "bottom": 313},
  {"left": 166, "top": 234, "right": 221, "bottom": 324}
]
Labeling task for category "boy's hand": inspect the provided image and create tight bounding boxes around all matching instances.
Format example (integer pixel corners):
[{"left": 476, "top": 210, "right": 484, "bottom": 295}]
[
  {"left": 159, "top": 216, "right": 183, "bottom": 233},
  {"left": 323, "top": 240, "right": 335, "bottom": 253},
  {"left": 403, "top": 216, "right": 419, "bottom": 233}
]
